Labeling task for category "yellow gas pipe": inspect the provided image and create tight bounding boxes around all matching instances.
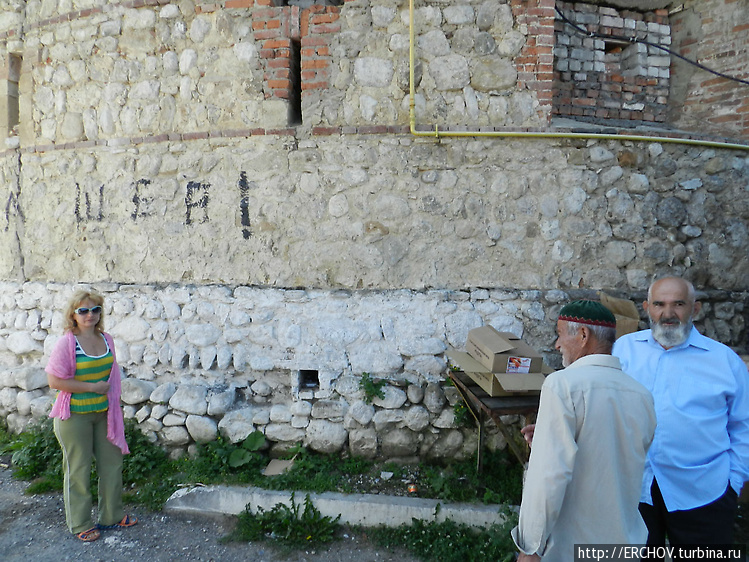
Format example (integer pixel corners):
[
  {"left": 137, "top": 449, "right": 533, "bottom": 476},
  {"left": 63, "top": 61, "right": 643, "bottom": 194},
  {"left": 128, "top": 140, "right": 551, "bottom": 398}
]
[{"left": 408, "top": 0, "right": 749, "bottom": 151}]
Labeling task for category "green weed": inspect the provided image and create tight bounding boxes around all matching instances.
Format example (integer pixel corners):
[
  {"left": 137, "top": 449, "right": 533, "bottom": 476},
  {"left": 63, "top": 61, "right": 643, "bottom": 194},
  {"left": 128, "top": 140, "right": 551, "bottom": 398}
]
[
  {"left": 417, "top": 449, "right": 523, "bottom": 505},
  {"left": 180, "top": 434, "right": 267, "bottom": 486},
  {"left": 381, "top": 461, "right": 405, "bottom": 478},
  {"left": 0, "top": 419, "right": 62, "bottom": 490},
  {"left": 123, "top": 419, "right": 170, "bottom": 484},
  {"left": 124, "top": 432, "right": 270, "bottom": 510},
  {"left": 228, "top": 431, "right": 266, "bottom": 468},
  {"left": 367, "top": 507, "right": 519, "bottom": 562},
  {"left": 118, "top": 421, "right": 180, "bottom": 510},
  {"left": 453, "top": 398, "right": 471, "bottom": 427},
  {"left": 228, "top": 492, "right": 341, "bottom": 548},
  {"left": 0, "top": 419, "right": 10, "bottom": 446},
  {"left": 359, "top": 372, "right": 386, "bottom": 404},
  {"left": 262, "top": 449, "right": 373, "bottom": 493},
  {"left": 3, "top": 420, "right": 521, "bottom": 508}
]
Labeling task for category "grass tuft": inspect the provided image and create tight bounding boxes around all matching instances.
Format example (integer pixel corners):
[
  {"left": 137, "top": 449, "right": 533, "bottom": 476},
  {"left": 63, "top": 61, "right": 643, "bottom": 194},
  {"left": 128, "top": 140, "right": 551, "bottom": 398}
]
[
  {"left": 366, "top": 509, "right": 519, "bottom": 562},
  {"left": 227, "top": 492, "right": 341, "bottom": 549}
]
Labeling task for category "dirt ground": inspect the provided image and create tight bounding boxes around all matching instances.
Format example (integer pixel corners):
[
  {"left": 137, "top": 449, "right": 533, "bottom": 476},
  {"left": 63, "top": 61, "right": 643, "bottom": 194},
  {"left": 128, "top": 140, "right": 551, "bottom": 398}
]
[{"left": 0, "top": 460, "right": 419, "bottom": 562}]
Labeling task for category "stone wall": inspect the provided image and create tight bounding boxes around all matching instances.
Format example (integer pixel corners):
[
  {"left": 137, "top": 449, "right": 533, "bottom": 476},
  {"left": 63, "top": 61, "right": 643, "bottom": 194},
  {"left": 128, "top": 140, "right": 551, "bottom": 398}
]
[
  {"left": 0, "top": 280, "right": 746, "bottom": 460},
  {"left": 0, "top": 0, "right": 747, "bottom": 459},
  {"left": 1, "top": 281, "right": 553, "bottom": 459},
  {"left": 6, "top": 137, "right": 748, "bottom": 293}
]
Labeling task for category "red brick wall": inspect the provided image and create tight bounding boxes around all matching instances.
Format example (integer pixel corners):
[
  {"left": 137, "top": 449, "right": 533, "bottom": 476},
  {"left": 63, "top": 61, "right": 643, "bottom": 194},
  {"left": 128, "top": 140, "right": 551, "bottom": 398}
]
[
  {"left": 670, "top": 0, "right": 749, "bottom": 139},
  {"left": 221, "top": 1, "right": 341, "bottom": 103},
  {"left": 511, "top": 0, "right": 556, "bottom": 124},
  {"left": 300, "top": 6, "right": 339, "bottom": 94}
]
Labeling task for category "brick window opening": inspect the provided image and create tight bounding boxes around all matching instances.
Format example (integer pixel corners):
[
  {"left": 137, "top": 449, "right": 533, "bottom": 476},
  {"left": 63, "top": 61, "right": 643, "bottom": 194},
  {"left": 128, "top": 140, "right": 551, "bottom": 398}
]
[{"left": 554, "top": 2, "right": 671, "bottom": 124}]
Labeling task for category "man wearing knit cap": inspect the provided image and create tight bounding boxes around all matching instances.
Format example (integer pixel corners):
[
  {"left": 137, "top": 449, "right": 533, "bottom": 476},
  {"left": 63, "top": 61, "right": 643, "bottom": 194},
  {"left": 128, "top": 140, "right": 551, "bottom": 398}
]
[{"left": 512, "top": 300, "right": 656, "bottom": 562}]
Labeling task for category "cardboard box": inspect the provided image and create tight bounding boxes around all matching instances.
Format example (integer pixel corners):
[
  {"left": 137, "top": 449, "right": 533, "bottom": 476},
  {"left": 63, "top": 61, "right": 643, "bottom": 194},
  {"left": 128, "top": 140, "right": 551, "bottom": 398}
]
[
  {"left": 446, "top": 348, "right": 545, "bottom": 397},
  {"left": 599, "top": 292, "right": 641, "bottom": 340},
  {"left": 466, "top": 326, "right": 544, "bottom": 374}
]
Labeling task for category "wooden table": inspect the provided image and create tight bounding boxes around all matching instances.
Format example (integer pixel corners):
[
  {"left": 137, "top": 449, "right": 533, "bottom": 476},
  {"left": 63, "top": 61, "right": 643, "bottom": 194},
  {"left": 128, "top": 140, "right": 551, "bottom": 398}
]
[{"left": 448, "top": 370, "right": 540, "bottom": 471}]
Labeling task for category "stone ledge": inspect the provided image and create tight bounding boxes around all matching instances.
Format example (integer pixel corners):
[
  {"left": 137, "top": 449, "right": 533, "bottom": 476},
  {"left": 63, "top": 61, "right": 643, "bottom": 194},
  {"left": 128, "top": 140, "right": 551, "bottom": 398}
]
[{"left": 164, "top": 484, "right": 510, "bottom": 529}]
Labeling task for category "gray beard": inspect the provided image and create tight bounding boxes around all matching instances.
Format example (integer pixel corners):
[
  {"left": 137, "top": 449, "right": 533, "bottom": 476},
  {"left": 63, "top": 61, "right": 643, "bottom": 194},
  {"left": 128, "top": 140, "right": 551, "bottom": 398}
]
[{"left": 650, "top": 318, "right": 692, "bottom": 348}]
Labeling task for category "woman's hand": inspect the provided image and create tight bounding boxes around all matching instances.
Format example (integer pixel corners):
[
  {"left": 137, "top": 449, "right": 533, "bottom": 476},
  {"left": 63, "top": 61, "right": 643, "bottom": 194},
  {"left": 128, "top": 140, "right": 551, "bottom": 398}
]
[
  {"left": 47, "top": 373, "right": 110, "bottom": 395},
  {"left": 90, "top": 381, "right": 110, "bottom": 394}
]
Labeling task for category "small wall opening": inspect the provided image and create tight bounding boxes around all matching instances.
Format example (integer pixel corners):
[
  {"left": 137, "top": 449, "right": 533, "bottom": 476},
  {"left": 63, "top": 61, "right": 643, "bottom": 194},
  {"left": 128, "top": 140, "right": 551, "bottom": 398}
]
[
  {"left": 1, "top": 54, "right": 21, "bottom": 140},
  {"left": 604, "top": 39, "right": 629, "bottom": 55},
  {"left": 7, "top": 54, "right": 20, "bottom": 134},
  {"left": 289, "top": 39, "right": 302, "bottom": 125},
  {"left": 299, "top": 369, "right": 319, "bottom": 389}
]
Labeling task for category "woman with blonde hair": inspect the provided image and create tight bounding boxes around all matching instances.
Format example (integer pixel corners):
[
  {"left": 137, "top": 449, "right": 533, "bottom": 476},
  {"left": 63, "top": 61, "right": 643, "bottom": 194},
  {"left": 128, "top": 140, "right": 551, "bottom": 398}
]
[{"left": 46, "top": 289, "right": 137, "bottom": 542}]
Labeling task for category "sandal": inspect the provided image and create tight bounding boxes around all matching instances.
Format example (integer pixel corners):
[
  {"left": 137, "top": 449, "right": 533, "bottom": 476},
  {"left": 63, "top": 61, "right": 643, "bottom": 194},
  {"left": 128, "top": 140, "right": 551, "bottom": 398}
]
[
  {"left": 75, "top": 527, "right": 101, "bottom": 542},
  {"left": 98, "top": 514, "right": 138, "bottom": 530}
]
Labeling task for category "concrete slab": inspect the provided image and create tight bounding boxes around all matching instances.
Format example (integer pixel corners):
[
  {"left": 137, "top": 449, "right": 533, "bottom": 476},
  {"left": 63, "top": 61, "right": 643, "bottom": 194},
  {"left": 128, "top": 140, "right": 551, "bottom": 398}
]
[{"left": 164, "top": 485, "right": 510, "bottom": 529}]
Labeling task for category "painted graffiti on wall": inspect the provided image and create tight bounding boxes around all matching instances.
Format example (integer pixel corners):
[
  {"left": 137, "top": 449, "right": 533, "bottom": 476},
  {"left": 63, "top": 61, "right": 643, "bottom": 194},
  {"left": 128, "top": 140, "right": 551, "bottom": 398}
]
[
  {"left": 238, "top": 171, "right": 257, "bottom": 240},
  {"left": 69, "top": 173, "right": 262, "bottom": 238},
  {"left": 3, "top": 190, "right": 22, "bottom": 232},
  {"left": 74, "top": 184, "right": 104, "bottom": 223},
  {"left": 185, "top": 181, "right": 210, "bottom": 226},
  {"left": 131, "top": 178, "right": 152, "bottom": 221}
]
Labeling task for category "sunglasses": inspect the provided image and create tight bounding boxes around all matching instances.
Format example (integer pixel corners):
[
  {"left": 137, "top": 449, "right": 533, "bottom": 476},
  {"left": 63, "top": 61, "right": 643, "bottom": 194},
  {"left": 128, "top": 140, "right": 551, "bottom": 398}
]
[{"left": 75, "top": 306, "right": 102, "bottom": 315}]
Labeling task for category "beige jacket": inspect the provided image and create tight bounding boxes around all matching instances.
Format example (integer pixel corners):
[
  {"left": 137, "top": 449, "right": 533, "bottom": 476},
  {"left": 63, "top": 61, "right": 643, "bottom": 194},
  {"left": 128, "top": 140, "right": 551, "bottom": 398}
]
[{"left": 512, "top": 354, "right": 656, "bottom": 561}]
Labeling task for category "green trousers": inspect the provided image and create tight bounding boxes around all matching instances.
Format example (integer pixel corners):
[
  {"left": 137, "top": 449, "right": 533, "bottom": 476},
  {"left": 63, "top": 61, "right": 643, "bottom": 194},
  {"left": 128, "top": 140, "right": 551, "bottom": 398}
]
[{"left": 53, "top": 411, "right": 124, "bottom": 534}]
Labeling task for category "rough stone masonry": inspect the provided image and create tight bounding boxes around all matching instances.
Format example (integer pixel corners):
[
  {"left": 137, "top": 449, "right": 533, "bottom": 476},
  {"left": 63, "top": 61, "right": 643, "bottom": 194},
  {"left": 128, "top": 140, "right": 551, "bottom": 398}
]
[{"left": 0, "top": 0, "right": 746, "bottom": 460}]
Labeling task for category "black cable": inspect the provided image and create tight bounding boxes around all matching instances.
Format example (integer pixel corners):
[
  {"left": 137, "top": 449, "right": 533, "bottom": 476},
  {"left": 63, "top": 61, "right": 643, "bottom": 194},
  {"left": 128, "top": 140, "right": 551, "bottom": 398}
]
[{"left": 554, "top": 5, "right": 749, "bottom": 87}]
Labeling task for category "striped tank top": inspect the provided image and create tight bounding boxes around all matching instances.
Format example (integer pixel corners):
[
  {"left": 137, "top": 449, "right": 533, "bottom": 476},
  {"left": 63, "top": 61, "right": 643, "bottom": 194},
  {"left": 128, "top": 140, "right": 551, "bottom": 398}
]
[{"left": 70, "top": 336, "right": 112, "bottom": 414}]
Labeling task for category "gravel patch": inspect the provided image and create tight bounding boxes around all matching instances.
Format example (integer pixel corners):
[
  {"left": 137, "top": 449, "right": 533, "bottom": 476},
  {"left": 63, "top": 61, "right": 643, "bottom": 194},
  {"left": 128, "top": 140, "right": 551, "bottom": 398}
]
[{"left": 0, "top": 459, "right": 418, "bottom": 562}]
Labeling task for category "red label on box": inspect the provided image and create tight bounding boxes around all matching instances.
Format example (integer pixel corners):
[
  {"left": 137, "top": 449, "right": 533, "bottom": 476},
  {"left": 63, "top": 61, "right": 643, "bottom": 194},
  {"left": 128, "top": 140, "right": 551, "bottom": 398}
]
[{"left": 506, "top": 356, "right": 532, "bottom": 374}]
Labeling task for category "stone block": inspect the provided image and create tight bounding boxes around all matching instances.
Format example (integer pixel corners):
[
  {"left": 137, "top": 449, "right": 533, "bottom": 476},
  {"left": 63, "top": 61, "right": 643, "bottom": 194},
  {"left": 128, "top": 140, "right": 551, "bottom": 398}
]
[
  {"left": 380, "top": 428, "right": 418, "bottom": 457},
  {"left": 161, "top": 425, "right": 190, "bottom": 446},
  {"left": 151, "top": 382, "right": 177, "bottom": 404},
  {"left": 264, "top": 422, "right": 305, "bottom": 443},
  {"left": 305, "top": 419, "right": 347, "bottom": 453},
  {"left": 14, "top": 367, "right": 48, "bottom": 391},
  {"left": 169, "top": 385, "right": 208, "bottom": 415},
  {"left": 348, "top": 427, "right": 378, "bottom": 458},
  {"left": 30, "top": 395, "right": 53, "bottom": 419},
  {"left": 16, "top": 389, "right": 43, "bottom": 415},
  {"left": 121, "top": 378, "right": 158, "bottom": 405},
  {"left": 6, "top": 333, "right": 42, "bottom": 355},
  {"left": 354, "top": 58, "right": 394, "bottom": 88},
  {"left": 186, "top": 415, "right": 218, "bottom": 443},
  {"left": 218, "top": 408, "right": 256, "bottom": 443},
  {"left": 428, "top": 55, "right": 469, "bottom": 91}
]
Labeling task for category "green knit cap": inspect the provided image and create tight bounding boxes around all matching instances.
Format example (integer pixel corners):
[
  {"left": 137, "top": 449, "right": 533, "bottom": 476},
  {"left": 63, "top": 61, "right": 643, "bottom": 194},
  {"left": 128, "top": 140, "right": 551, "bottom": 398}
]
[{"left": 558, "top": 300, "right": 616, "bottom": 328}]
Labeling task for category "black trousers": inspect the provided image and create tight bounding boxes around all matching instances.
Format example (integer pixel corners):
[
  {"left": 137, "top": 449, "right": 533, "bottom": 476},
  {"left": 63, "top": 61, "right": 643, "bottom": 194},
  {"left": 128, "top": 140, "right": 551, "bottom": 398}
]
[{"left": 639, "top": 478, "right": 738, "bottom": 561}]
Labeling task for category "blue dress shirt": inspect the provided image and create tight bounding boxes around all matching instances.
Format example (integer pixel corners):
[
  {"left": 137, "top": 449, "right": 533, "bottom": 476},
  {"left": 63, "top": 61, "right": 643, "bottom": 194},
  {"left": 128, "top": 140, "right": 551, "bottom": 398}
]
[{"left": 613, "top": 327, "right": 749, "bottom": 511}]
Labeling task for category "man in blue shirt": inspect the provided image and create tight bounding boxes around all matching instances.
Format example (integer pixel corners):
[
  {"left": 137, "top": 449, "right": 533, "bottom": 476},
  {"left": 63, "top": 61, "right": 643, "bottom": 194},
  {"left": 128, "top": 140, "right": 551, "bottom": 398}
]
[{"left": 613, "top": 276, "right": 749, "bottom": 552}]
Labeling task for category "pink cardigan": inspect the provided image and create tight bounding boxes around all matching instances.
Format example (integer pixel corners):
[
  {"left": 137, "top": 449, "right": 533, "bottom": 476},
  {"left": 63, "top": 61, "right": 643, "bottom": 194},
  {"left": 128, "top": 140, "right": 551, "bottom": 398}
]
[{"left": 47, "top": 331, "right": 129, "bottom": 455}]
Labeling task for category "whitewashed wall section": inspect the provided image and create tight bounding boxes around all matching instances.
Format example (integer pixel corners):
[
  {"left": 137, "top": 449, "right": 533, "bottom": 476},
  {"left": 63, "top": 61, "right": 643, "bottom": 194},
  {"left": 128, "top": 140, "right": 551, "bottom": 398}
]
[{"left": 0, "top": 281, "right": 561, "bottom": 458}]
